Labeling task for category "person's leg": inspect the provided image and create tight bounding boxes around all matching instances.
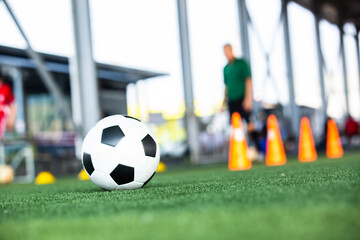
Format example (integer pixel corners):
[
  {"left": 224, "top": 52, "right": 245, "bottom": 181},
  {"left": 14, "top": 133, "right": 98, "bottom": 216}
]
[
  {"left": 230, "top": 98, "right": 257, "bottom": 147},
  {"left": 230, "top": 97, "right": 250, "bottom": 124},
  {"left": 228, "top": 98, "right": 245, "bottom": 118},
  {"left": 227, "top": 100, "right": 237, "bottom": 124},
  {"left": 228, "top": 98, "right": 249, "bottom": 134}
]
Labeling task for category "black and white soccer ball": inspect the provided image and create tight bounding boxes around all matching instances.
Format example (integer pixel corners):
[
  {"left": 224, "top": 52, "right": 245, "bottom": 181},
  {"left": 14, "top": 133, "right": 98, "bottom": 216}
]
[{"left": 81, "top": 115, "right": 160, "bottom": 190}]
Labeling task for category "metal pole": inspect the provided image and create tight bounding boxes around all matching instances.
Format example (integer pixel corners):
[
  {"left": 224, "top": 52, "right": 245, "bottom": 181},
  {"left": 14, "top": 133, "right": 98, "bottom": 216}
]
[
  {"left": 356, "top": 31, "right": 360, "bottom": 90},
  {"left": 282, "top": 0, "right": 299, "bottom": 136},
  {"left": 177, "top": 0, "right": 200, "bottom": 164},
  {"left": 70, "top": 0, "right": 100, "bottom": 159},
  {"left": 314, "top": 7, "right": 327, "bottom": 132},
  {"left": 237, "top": 0, "right": 251, "bottom": 62},
  {"left": 10, "top": 67, "right": 26, "bottom": 135},
  {"left": 2, "top": 0, "right": 73, "bottom": 124},
  {"left": 237, "top": 0, "right": 260, "bottom": 116},
  {"left": 339, "top": 26, "right": 350, "bottom": 116}
]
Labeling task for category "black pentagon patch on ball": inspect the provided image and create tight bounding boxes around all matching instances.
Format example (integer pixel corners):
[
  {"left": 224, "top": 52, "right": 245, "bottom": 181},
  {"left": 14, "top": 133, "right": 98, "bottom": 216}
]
[
  {"left": 142, "top": 172, "right": 156, "bottom": 188},
  {"left": 141, "top": 134, "right": 157, "bottom": 157},
  {"left": 101, "top": 125, "right": 125, "bottom": 147},
  {"left": 83, "top": 153, "right": 94, "bottom": 175},
  {"left": 110, "top": 164, "right": 134, "bottom": 185},
  {"left": 124, "top": 115, "right": 141, "bottom": 122}
]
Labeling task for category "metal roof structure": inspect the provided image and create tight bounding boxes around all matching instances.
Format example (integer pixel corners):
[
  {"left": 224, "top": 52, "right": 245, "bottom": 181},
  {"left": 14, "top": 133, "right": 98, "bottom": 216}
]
[
  {"left": 0, "top": 45, "right": 166, "bottom": 91},
  {"left": 294, "top": 0, "right": 360, "bottom": 31}
]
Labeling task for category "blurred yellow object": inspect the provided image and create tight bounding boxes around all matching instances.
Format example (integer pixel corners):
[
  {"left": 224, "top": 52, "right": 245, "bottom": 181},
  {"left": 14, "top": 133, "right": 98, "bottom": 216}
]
[
  {"left": 157, "top": 161, "right": 166, "bottom": 172},
  {"left": 78, "top": 169, "right": 90, "bottom": 181},
  {"left": 35, "top": 171, "right": 55, "bottom": 185},
  {"left": 0, "top": 165, "right": 14, "bottom": 184}
]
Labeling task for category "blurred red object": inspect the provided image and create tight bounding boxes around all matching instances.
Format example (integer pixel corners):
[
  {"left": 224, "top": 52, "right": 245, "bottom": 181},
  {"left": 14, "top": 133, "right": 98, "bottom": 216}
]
[{"left": 344, "top": 116, "right": 359, "bottom": 137}]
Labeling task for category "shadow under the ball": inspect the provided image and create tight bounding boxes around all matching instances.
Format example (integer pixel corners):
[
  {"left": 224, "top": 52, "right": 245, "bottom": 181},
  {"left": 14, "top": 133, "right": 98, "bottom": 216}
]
[
  {"left": 74, "top": 186, "right": 107, "bottom": 193},
  {"left": 75, "top": 182, "right": 172, "bottom": 192}
]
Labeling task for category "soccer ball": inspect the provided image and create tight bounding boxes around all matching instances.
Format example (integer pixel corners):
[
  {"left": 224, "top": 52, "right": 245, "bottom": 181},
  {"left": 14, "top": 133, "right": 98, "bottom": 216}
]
[{"left": 81, "top": 115, "right": 160, "bottom": 190}]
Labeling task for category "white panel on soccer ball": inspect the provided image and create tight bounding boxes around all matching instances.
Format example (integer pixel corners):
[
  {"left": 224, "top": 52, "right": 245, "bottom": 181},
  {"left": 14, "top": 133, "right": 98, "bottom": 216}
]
[
  {"left": 134, "top": 155, "right": 159, "bottom": 183},
  {"left": 92, "top": 143, "right": 123, "bottom": 174},
  {"left": 90, "top": 170, "right": 118, "bottom": 191},
  {"left": 114, "top": 137, "right": 145, "bottom": 167},
  {"left": 116, "top": 181, "right": 143, "bottom": 190}
]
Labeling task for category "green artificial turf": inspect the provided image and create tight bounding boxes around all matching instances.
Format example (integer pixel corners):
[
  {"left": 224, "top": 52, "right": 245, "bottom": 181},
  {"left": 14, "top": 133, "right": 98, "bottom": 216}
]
[{"left": 0, "top": 153, "right": 359, "bottom": 240}]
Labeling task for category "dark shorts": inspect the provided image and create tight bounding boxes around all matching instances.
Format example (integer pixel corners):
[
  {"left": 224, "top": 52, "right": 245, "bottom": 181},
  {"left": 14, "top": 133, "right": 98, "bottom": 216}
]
[{"left": 228, "top": 97, "right": 251, "bottom": 123}]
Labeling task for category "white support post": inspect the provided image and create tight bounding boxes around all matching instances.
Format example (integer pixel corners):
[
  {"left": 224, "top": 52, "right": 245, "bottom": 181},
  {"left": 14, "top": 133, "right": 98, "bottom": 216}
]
[
  {"left": 339, "top": 26, "right": 350, "bottom": 116},
  {"left": 356, "top": 32, "right": 360, "bottom": 94},
  {"left": 177, "top": 0, "right": 200, "bottom": 164},
  {"left": 24, "top": 145, "right": 35, "bottom": 182},
  {"left": 314, "top": 8, "right": 327, "bottom": 135},
  {"left": 237, "top": 0, "right": 251, "bottom": 62},
  {"left": 70, "top": 0, "right": 100, "bottom": 159},
  {"left": 10, "top": 67, "right": 26, "bottom": 135},
  {"left": 237, "top": 0, "right": 261, "bottom": 116},
  {"left": 0, "top": 144, "right": 4, "bottom": 165},
  {"left": 282, "top": 0, "right": 299, "bottom": 136}
]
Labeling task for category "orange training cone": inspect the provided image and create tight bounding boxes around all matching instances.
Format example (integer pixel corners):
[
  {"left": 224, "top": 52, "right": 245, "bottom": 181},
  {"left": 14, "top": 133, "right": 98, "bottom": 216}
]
[
  {"left": 266, "top": 114, "right": 286, "bottom": 166},
  {"left": 298, "top": 117, "right": 317, "bottom": 162},
  {"left": 228, "top": 112, "right": 252, "bottom": 171},
  {"left": 326, "top": 118, "right": 343, "bottom": 159}
]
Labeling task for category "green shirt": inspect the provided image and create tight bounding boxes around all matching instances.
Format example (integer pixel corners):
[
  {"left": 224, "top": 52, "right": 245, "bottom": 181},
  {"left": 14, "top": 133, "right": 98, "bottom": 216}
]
[{"left": 224, "top": 58, "right": 251, "bottom": 101}]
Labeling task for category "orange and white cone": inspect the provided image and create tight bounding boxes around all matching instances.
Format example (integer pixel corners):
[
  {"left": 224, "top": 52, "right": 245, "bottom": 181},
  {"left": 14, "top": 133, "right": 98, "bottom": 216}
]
[
  {"left": 266, "top": 114, "right": 286, "bottom": 166},
  {"left": 326, "top": 118, "right": 343, "bottom": 159},
  {"left": 298, "top": 117, "right": 317, "bottom": 162},
  {"left": 228, "top": 112, "right": 252, "bottom": 171}
]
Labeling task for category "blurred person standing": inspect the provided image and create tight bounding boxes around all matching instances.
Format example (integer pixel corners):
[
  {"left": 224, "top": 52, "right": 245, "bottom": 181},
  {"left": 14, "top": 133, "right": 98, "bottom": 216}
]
[
  {"left": 223, "top": 43, "right": 260, "bottom": 160},
  {"left": 223, "top": 43, "right": 253, "bottom": 125},
  {"left": 0, "top": 69, "right": 16, "bottom": 140}
]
